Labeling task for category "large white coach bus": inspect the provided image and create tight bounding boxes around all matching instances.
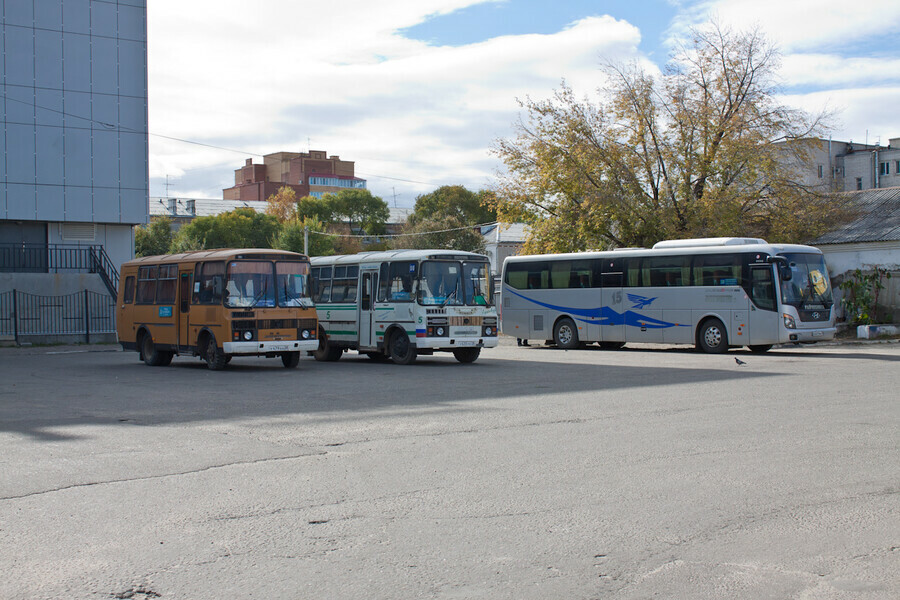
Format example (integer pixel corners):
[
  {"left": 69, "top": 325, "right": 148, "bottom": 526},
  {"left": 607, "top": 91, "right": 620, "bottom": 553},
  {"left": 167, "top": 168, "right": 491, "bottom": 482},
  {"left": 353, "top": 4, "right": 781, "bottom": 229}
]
[
  {"left": 310, "top": 250, "right": 499, "bottom": 364},
  {"left": 500, "top": 238, "right": 836, "bottom": 353}
]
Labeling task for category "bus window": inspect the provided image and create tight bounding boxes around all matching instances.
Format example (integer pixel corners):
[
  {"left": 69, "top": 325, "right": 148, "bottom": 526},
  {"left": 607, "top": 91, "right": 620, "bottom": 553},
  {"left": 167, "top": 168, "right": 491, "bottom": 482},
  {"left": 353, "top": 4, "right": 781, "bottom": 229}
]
[
  {"left": 625, "top": 258, "right": 641, "bottom": 287},
  {"left": 570, "top": 259, "right": 593, "bottom": 288},
  {"left": 136, "top": 266, "right": 158, "bottom": 304},
  {"left": 123, "top": 276, "right": 135, "bottom": 304},
  {"left": 647, "top": 256, "right": 690, "bottom": 286},
  {"left": 156, "top": 265, "right": 177, "bottom": 304},
  {"left": 380, "top": 262, "right": 416, "bottom": 302},
  {"left": 694, "top": 254, "right": 742, "bottom": 286},
  {"left": 193, "top": 261, "right": 225, "bottom": 305},
  {"left": 600, "top": 258, "right": 623, "bottom": 287},
  {"left": 750, "top": 266, "right": 776, "bottom": 311},
  {"left": 549, "top": 261, "right": 571, "bottom": 289},
  {"left": 312, "top": 266, "right": 331, "bottom": 303},
  {"left": 420, "top": 261, "right": 462, "bottom": 305}
]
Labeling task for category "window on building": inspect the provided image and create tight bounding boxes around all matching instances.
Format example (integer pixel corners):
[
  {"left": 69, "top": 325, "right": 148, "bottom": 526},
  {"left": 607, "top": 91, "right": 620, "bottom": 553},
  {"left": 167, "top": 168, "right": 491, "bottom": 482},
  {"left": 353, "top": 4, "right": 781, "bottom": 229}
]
[
  {"left": 879, "top": 162, "right": 890, "bottom": 176},
  {"left": 817, "top": 164, "right": 824, "bottom": 178},
  {"left": 856, "top": 177, "right": 863, "bottom": 190}
]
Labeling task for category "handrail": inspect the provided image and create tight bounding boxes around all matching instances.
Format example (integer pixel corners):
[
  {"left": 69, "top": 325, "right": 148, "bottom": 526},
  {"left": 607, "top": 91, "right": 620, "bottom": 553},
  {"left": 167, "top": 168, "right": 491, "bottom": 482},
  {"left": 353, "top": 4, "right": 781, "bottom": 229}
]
[{"left": 0, "top": 243, "right": 120, "bottom": 299}]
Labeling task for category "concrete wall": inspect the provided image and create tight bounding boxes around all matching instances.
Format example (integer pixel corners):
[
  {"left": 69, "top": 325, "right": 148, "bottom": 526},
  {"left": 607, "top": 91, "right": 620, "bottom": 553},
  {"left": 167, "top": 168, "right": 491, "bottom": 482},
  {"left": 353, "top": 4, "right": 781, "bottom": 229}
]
[{"left": 820, "top": 241, "right": 900, "bottom": 322}]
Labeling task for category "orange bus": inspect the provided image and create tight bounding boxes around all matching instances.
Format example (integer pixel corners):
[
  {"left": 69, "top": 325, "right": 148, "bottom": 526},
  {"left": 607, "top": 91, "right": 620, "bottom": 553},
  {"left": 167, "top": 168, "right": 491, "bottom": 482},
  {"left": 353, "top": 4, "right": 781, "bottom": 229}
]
[{"left": 116, "top": 249, "right": 318, "bottom": 369}]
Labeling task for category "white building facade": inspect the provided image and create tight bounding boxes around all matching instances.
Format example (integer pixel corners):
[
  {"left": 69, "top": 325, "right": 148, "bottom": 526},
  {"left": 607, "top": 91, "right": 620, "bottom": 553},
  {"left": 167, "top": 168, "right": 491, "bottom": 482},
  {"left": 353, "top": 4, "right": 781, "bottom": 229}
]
[{"left": 1, "top": 0, "right": 148, "bottom": 275}]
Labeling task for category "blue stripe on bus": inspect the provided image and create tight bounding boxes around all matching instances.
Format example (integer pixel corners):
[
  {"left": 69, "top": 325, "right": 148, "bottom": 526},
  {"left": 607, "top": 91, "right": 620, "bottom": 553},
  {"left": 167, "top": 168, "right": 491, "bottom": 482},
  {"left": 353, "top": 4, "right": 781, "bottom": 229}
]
[{"left": 505, "top": 288, "right": 689, "bottom": 329}]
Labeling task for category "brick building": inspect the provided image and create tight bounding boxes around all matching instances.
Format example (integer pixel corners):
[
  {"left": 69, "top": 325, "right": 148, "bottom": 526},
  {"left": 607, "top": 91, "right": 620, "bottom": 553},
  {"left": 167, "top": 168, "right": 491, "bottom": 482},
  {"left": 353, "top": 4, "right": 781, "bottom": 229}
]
[{"left": 223, "top": 150, "right": 367, "bottom": 201}]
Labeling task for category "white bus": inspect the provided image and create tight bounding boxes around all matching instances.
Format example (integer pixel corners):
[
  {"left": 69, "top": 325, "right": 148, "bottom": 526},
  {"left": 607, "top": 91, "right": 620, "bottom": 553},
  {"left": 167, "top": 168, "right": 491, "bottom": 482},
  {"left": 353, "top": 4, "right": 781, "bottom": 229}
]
[
  {"left": 500, "top": 238, "right": 836, "bottom": 353},
  {"left": 310, "top": 250, "right": 499, "bottom": 364}
]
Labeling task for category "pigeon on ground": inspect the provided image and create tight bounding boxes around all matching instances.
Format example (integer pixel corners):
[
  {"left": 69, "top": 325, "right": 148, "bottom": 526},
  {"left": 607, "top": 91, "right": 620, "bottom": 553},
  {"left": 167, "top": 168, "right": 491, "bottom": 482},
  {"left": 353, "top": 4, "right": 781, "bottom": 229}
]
[{"left": 735, "top": 357, "right": 747, "bottom": 366}]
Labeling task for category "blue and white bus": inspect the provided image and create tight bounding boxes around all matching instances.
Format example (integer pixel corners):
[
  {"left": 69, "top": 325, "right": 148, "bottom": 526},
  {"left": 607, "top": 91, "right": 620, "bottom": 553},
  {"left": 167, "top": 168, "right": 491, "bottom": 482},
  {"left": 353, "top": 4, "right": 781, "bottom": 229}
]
[
  {"left": 310, "top": 250, "right": 499, "bottom": 364},
  {"left": 500, "top": 238, "right": 836, "bottom": 353}
]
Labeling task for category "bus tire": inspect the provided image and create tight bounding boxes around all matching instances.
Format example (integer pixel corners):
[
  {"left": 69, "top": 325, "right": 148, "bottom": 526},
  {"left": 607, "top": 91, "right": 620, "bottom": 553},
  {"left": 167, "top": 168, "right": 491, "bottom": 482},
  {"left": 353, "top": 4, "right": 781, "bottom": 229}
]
[
  {"left": 748, "top": 344, "right": 772, "bottom": 353},
  {"left": 453, "top": 347, "right": 481, "bottom": 363},
  {"left": 140, "top": 332, "right": 169, "bottom": 366},
  {"left": 313, "top": 328, "right": 342, "bottom": 362},
  {"left": 281, "top": 351, "right": 300, "bottom": 368},
  {"left": 697, "top": 318, "right": 728, "bottom": 353},
  {"left": 553, "top": 317, "right": 580, "bottom": 349},
  {"left": 388, "top": 330, "right": 417, "bottom": 365},
  {"left": 204, "top": 335, "right": 228, "bottom": 370}
]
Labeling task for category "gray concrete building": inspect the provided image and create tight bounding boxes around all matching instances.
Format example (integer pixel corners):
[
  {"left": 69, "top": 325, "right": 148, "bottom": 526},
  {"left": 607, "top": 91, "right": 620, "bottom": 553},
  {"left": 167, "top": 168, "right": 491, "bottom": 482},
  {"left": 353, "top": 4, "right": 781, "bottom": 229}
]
[
  {"left": 790, "top": 137, "right": 900, "bottom": 193},
  {"left": 1, "top": 0, "right": 148, "bottom": 294}
]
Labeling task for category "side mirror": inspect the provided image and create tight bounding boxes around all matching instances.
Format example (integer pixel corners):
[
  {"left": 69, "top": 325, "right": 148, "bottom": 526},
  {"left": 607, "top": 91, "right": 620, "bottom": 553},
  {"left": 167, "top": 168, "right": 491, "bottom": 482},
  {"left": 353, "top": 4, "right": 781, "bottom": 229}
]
[{"left": 780, "top": 266, "right": 792, "bottom": 281}]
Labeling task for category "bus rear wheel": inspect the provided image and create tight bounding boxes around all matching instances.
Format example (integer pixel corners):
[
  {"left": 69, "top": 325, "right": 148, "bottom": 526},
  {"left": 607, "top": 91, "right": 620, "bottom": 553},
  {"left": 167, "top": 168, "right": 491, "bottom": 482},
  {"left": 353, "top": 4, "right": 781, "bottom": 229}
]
[
  {"left": 553, "top": 317, "right": 580, "bottom": 349},
  {"left": 697, "top": 318, "right": 728, "bottom": 354},
  {"left": 204, "top": 336, "right": 228, "bottom": 370},
  {"left": 281, "top": 352, "right": 300, "bottom": 368},
  {"left": 141, "top": 333, "right": 172, "bottom": 366},
  {"left": 389, "top": 330, "right": 417, "bottom": 365},
  {"left": 453, "top": 347, "right": 481, "bottom": 363}
]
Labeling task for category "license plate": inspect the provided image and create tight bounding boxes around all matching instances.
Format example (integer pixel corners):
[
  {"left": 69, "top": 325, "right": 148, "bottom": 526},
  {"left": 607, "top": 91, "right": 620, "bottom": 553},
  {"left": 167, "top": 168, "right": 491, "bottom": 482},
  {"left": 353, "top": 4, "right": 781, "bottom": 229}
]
[
  {"left": 270, "top": 344, "right": 289, "bottom": 350},
  {"left": 456, "top": 341, "right": 476, "bottom": 347},
  {"left": 812, "top": 331, "right": 823, "bottom": 337}
]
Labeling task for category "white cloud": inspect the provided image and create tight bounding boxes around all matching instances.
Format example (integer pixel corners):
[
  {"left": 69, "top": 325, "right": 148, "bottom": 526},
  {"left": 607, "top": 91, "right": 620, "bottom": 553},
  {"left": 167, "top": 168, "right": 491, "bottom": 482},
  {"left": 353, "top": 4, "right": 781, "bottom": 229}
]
[{"left": 148, "top": 2, "right": 645, "bottom": 202}]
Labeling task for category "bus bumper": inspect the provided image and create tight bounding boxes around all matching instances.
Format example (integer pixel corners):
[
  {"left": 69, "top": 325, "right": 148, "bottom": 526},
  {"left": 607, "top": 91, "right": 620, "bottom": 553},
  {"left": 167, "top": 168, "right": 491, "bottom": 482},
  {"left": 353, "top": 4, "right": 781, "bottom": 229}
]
[
  {"left": 415, "top": 336, "right": 499, "bottom": 349},
  {"left": 782, "top": 327, "right": 836, "bottom": 343},
  {"left": 223, "top": 340, "right": 319, "bottom": 354}
]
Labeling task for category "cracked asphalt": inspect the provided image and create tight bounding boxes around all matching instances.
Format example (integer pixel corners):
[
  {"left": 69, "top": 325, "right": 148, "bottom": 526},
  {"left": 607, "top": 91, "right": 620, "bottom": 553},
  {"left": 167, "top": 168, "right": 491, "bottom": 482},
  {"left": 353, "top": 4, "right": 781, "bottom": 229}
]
[{"left": 1, "top": 338, "right": 898, "bottom": 599}]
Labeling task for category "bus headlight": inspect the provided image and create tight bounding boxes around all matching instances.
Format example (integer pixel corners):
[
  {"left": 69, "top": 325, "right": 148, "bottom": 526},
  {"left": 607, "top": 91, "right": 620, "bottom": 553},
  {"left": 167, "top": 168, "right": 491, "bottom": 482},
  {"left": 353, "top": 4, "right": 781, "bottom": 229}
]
[
  {"left": 483, "top": 326, "right": 495, "bottom": 336},
  {"left": 783, "top": 313, "right": 796, "bottom": 329},
  {"left": 301, "top": 329, "right": 311, "bottom": 339},
  {"left": 436, "top": 326, "right": 445, "bottom": 336},
  {"left": 243, "top": 330, "right": 253, "bottom": 341}
]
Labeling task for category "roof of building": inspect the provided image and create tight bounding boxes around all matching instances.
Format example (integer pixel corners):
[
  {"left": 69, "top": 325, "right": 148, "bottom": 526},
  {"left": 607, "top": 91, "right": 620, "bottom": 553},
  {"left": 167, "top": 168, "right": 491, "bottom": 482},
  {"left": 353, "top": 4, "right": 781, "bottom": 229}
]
[
  {"left": 814, "top": 187, "right": 900, "bottom": 245},
  {"left": 480, "top": 222, "right": 529, "bottom": 243}
]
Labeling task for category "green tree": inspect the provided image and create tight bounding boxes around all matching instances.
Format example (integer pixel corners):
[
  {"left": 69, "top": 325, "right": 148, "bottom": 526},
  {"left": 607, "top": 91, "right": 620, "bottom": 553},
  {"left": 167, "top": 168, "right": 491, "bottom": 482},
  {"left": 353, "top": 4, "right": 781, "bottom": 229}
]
[
  {"left": 134, "top": 217, "right": 174, "bottom": 257},
  {"left": 491, "top": 23, "right": 840, "bottom": 253},
  {"left": 392, "top": 215, "right": 485, "bottom": 253},
  {"left": 323, "top": 188, "right": 390, "bottom": 235},
  {"left": 272, "top": 217, "right": 336, "bottom": 257},
  {"left": 409, "top": 186, "right": 497, "bottom": 227},
  {"left": 170, "top": 208, "right": 280, "bottom": 251},
  {"left": 295, "top": 195, "right": 336, "bottom": 223}
]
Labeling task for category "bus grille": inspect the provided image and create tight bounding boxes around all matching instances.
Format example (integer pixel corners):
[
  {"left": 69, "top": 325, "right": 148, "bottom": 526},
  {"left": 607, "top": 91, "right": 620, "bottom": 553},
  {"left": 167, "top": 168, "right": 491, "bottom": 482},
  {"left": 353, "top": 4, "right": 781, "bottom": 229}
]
[
  {"left": 233, "top": 318, "right": 318, "bottom": 330},
  {"left": 799, "top": 309, "right": 831, "bottom": 322},
  {"left": 449, "top": 316, "right": 482, "bottom": 326}
]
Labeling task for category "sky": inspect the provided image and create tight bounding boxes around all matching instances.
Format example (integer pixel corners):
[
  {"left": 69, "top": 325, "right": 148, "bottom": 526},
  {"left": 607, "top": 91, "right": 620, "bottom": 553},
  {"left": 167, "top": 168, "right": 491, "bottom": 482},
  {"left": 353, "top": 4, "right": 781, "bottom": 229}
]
[{"left": 147, "top": 0, "right": 900, "bottom": 207}]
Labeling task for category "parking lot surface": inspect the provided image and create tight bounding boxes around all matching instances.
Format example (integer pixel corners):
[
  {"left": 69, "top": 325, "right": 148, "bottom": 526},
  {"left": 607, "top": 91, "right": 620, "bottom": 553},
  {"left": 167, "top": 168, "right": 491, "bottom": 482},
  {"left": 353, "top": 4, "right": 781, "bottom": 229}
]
[{"left": 1, "top": 339, "right": 898, "bottom": 599}]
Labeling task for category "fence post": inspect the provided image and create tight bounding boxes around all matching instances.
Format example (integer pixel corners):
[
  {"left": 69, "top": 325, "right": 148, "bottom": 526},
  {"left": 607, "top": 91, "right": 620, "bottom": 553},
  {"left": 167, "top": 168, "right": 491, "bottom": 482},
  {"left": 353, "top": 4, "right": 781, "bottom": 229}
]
[
  {"left": 84, "top": 289, "right": 91, "bottom": 344},
  {"left": 13, "top": 289, "right": 19, "bottom": 346}
]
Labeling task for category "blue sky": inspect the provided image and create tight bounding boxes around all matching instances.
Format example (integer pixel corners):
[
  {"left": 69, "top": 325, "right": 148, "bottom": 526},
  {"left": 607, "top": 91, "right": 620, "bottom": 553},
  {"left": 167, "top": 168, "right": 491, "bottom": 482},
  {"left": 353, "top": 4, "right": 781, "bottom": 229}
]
[{"left": 147, "top": 0, "right": 900, "bottom": 205}]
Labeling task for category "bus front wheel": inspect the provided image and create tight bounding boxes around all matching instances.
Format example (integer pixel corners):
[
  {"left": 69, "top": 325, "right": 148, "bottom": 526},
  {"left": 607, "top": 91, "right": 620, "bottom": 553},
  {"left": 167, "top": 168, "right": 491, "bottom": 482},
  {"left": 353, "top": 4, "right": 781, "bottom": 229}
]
[
  {"left": 141, "top": 333, "right": 172, "bottom": 366},
  {"left": 389, "top": 330, "right": 417, "bottom": 365},
  {"left": 204, "top": 336, "right": 228, "bottom": 370},
  {"left": 698, "top": 319, "right": 728, "bottom": 354},
  {"left": 281, "top": 352, "right": 300, "bottom": 368},
  {"left": 453, "top": 347, "right": 481, "bottom": 363},
  {"left": 553, "top": 317, "right": 580, "bottom": 349}
]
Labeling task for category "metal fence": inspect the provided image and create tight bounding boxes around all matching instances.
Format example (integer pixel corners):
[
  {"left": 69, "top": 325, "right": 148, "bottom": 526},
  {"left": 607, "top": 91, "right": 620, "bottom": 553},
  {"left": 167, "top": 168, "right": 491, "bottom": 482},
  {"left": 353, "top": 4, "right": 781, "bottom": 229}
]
[{"left": 0, "top": 289, "right": 116, "bottom": 344}]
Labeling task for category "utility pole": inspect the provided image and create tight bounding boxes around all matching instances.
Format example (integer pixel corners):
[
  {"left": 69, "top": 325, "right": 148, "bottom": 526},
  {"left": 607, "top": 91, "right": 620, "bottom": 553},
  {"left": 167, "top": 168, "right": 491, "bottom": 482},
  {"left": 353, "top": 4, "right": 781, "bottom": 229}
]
[{"left": 304, "top": 225, "right": 309, "bottom": 256}]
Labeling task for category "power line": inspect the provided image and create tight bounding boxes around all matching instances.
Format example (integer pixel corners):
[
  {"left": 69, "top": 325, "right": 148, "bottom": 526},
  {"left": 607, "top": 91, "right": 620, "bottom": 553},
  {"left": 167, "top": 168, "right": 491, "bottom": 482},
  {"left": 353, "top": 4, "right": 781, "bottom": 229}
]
[{"left": 308, "top": 221, "right": 499, "bottom": 239}]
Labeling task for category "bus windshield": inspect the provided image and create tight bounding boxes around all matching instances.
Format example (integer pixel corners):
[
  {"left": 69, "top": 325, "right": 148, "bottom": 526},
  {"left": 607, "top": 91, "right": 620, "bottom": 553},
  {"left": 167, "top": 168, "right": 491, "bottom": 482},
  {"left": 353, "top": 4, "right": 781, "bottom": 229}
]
[
  {"left": 418, "top": 260, "right": 494, "bottom": 306},
  {"left": 779, "top": 253, "right": 833, "bottom": 308},
  {"left": 420, "top": 261, "right": 462, "bottom": 306},
  {"left": 225, "top": 261, "right": 275, "bottom": 308},
  {"left": 463, "top": 261, "right": 492, "bottom": 306},
  {"left": 276, "top": 261, "right": 312, "bottom": 307}
]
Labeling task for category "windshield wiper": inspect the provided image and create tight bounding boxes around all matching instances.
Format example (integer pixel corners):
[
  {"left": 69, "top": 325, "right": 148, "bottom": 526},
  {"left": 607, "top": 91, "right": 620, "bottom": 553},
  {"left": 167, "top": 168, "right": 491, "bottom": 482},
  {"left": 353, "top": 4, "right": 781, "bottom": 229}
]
[{"left": 440, "top": 286, "right": 458, "bottom": 307}]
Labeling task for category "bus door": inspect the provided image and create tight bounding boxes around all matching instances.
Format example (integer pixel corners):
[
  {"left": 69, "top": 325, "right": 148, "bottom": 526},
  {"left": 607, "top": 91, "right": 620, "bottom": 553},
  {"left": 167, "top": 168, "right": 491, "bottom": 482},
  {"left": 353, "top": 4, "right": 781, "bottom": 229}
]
[
  {"left": 748, "top": 264, "right": 779, "bottom": 344},
  {"left": 359, "top": 270, "right": 377, "bottom": 348},
  {"left": 599, "top": 257, "right": 625, "bottom": 343},
  {"left": 177, "top": 269, "right": 193, "bottom": 350}
]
